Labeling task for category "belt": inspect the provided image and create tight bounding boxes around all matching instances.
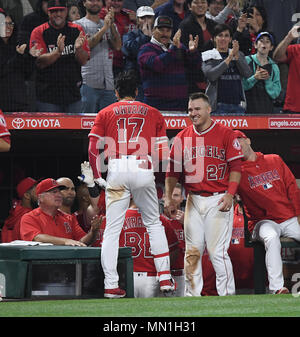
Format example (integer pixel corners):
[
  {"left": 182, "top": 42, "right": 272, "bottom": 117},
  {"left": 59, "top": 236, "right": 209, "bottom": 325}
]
[
  {"left": 135, "top": 272, "right": 157, "bottom": 277},
  {"left": 191, "top": 190, "right": 227, "bottom": 197},
  {"left": 109, "top": 154, "right": 150, "bottom": 161}
]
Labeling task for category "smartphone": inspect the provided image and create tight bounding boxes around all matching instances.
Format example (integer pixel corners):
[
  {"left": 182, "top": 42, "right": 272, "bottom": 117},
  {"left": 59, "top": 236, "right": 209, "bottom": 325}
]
[
  {"left": 0, "top": 13, "right": 5, "bottom": 38},
  {"left": 260, "top": 64, "right": 272, "bottom": 75},
  {"left": 246, "top": 8, "right": 253, "bottom": 18}
]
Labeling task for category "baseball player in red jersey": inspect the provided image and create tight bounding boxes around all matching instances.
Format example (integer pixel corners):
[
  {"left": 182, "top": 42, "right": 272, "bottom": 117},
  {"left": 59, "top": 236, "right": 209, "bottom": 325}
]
[
  {"left": 1, "top": 178, "right": 38, "bottom": 243},
  {"left": 88, "top": 70, "right": 175, "bottom": 298},
  {"left": 235, "top": 130, "right": 300, "bottom": 294},
  {"left": 0, "top": 109, "right": 10, "bottom": 152},
  {"left": 165, "top": 92, "right": 243, "bottom": 296}
]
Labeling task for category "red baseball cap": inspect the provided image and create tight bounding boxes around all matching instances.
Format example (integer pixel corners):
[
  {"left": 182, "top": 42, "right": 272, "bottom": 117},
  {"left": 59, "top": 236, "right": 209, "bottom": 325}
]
[
  {"left": 36, "top": 178, "right": 65, "bottom": 195},
  {"left": 16, "top": 177, "right": 38, "bottom": 199},
  {"left": 234, "top": 130, "right": 248, "bottom": 139}
]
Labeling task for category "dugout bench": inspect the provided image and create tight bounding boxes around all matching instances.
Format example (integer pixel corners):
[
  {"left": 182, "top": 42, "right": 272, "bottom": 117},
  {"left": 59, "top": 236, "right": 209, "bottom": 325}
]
[
  {"left": 0, "top": 246, "right": 133, "bottom": 299},
  {"left": 243, "top": 211, "right": 300, "bottom": 294}
]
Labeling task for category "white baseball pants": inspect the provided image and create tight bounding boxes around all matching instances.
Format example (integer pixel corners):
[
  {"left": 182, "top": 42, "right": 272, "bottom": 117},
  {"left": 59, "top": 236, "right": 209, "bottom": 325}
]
[
  {"left": 134, "top": 272, "right": 159, "bottom": 297},
  {"left": 252, "top": 217, "right": 300, "bottom": 293},
  {"left": 101, "top": 156, "right": 171, "bottom": 289},
  {"left": 184, "top": 193, "right": 235, "bottom": 296}
]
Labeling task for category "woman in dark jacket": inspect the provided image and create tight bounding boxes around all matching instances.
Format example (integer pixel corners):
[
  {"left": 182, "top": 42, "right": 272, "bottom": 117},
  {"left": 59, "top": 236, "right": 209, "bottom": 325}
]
[
  {"left": 0, "top": 11, "right": 38, "bottom": 112},
  {"left": 233, "top": 5, "right": 269, "bottom": 56}
]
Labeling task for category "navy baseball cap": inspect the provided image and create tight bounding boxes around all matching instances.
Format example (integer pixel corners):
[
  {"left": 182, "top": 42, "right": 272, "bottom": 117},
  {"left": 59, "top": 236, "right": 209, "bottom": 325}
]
[
  {"left": 255, "top": 31, "right": 274, "bottom": 45},
  {"left": 154, "top": 16, "right": 173, "bottom": 29},
  {"left": 48, "top": 0, "right": 67, "bottom": 11}
]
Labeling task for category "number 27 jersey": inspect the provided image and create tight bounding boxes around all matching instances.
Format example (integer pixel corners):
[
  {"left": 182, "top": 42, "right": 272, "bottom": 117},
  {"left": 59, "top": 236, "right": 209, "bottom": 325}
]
[{"left": 167, "top": 121, "right": 243, "bottom": 193}]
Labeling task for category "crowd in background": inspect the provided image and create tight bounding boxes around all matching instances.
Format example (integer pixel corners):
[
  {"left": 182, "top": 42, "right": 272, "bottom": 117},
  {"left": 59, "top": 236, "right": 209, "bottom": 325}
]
[{"left": 0, "top": 0, "right": 299, "bottom": 114}]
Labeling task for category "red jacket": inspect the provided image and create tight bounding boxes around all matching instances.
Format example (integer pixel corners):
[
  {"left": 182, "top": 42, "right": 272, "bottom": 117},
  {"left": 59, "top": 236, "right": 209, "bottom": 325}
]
[
  {"left": 238, "top": 152, "right": 300, "bottom": 232},
  {"left": 1, "top": 201, "right": 32, "bottom": 242}
]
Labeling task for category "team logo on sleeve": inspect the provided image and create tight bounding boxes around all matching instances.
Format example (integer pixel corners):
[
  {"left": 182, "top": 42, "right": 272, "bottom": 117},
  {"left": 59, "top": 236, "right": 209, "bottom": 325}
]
[
  {"left": 233, "top": 138, "right": 241, "bottom": 150},
  {"left": 63, "top": 222, "right": 72, "bottom": 233}
]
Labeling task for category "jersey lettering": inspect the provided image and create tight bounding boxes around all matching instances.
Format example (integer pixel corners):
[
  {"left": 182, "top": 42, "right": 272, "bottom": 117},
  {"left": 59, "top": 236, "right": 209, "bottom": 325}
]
[
  {"left": 124, "top": 232, "right": 152, "bottom": 259},
  {"left": 248, "top": 169, "right": 280, "bottom": 189}
]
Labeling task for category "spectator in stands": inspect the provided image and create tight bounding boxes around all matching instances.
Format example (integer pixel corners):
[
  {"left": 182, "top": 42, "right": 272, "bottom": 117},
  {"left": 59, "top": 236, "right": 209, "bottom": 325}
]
[
  {"left": 243, "top": 31, "right": 281, "bottom": 114},
  {"left": 206, "top": 0, "right": 239, "bottom": 24},
  {"left": 122, "top": 6, "right": 155, "bottom": 101},
  {"left": 1, "top": 177, "right": 38, "bottom": 242},
  {"left": 233, "top": 5, "right": 268, "bottom": 56},
  {"left": 67, "top": 1, "right": 81, "bottom": 21},
  {"left": 17, "top": 0, "right": 50, "bottom": 112},
  {"left": 154, "top": 0, "right": 188, "bottom": 37},
  {"left": 20, "top": 178, "right": 101, "bottom": 246},
  {"left": 29, "top": 0, "right": 90, "bottom": 113},
  {"left": 249, "top": 0, "right": 300, "bottom": 47},
  {"left": 201, "top": 23, "right": 252, "bottom": 114},
  {"left": 99, "top": 0, "right": 137, "bottom": 77},
  {"left": 123, "top": 0, "right": 154, "bottom": 11},
  {"left": 0, "top": 0, "right": 37, "bottom": 25},
  {"left": 56, "top": 176, "right": 102, "bottom": 233},
  {"left": 179, "top": 0, "right": 217, "bottom": 93},
  {"left": 0, "top": 10, "right": 42, "bottom": 112},
  {"left": 18, "top": 0, "right": 49, "bottom": 45},
  {"left": 138, "top": 16, "right": 202, "bottom": 111},
  {"left": 75, "top": 0, "right": 121, "bottom": 113},
  {"left": 273, "top": 25, "right": 300, "bottom": 114},
  {"left": 249, "top": 0, "right": 300, "bottom": 108},
  {"left": 161, "top": 182, "right": 185, "bottom": 296},
  {"left": 0, "top": 109, "right": 10, "bottom": 152},
  {"left": 235, "top": 130, "right": 300, "bottom": 294}
]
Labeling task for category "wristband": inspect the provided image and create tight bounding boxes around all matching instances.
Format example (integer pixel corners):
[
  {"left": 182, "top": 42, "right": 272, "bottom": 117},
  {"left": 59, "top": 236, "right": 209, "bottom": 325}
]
[
  {"left": 227, "top": 181, "right": 239, "bottom": 196},
  {"left": 88, "top": 184, "right": 100, "bottom": 198}
]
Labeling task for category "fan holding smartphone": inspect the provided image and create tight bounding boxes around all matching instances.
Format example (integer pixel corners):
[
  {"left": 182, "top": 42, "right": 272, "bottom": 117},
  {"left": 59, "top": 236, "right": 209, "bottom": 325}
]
[{"left": 242, "top": 31, "right": 281, "bottom": 114}]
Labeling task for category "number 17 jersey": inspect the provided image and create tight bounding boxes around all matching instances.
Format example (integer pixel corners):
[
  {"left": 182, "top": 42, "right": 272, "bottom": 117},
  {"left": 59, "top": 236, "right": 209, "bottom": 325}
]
[{"left": 88, "top": 100, "right": 168, "bottom": 159}]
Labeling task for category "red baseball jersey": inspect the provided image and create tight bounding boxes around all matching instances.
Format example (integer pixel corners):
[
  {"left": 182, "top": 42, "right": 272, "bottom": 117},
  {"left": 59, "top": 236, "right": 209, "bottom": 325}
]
[
  {"left": 95, "top": 209, "right": 178, "bottom": 273},
  {"left": 238, "top": 152, "right": 300, "bottom": 232},
  {"left": 1, "top": 201, "right": 31, "bottom": 243},
  {"left": 0, "top": 110, "right": 11, "bottom": 144},
  {"left": 89, "top": 100, "right": 168, "bottom": 158},
  {"left": 20, "top": 208, "right": 86, "bottom": 242},
  {"left": 167, "top": 121, "right": 243, "bottom": 194}
]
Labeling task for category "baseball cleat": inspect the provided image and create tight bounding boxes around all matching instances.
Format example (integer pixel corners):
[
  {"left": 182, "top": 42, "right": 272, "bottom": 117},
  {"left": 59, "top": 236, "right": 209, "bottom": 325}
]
[
  {"left": 160, "top": 277, "right": 177, "bottom": 296},
  {"left": 275, "top": 287, "right": 289, "bottom": 295},
  {"left": 104, "top": 287, "right": 126, "bottom": 299}
]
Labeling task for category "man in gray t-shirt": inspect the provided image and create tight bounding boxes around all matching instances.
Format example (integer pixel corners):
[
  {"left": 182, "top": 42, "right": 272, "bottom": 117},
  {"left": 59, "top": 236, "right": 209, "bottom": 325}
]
[{"left": 75, "top": 0, "right": 121, "bottom": 113}]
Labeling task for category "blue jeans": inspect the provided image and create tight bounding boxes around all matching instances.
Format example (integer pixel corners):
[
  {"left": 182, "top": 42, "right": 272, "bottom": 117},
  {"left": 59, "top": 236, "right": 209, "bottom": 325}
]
[
  {"left": 213, "top": 103, "right": 246, "bottom": 115},
  {"left": 80, "top": 84, "right": 116, "bottom": 113},
  {"left": 36, "top": 100, "right": 82, "bottom": 113}
]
